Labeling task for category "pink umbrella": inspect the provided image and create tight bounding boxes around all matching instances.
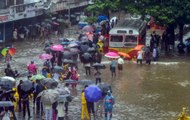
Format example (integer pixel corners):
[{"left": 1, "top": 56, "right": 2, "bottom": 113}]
[
  {"left": 86, "top": 32, "right": 94, "bottom": 41},
  {"left": 82, "top": 25, "right": 95, "bottom": 32},
  {"left": 105, "top": 52, "right": 120, "bottom": 58},
  {"left": 39, "top": 53, "right": 53, "bottom": 60},
  {"left": 51, "top": 44, "right": 64, "bottom": 51}
]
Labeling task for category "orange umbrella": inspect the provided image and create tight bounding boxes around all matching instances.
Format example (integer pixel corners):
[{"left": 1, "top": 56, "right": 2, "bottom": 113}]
[
  {"left": 134, "top": 45, "right": 144, "bottom": 51},
  {"left": 118, "top": 52, "right": 131, "bottom": 59}
]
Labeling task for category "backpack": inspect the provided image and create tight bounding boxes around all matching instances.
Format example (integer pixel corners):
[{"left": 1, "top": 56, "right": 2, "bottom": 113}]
[{"left": 66, "top": 96, "right": 73, "bottom": 102}]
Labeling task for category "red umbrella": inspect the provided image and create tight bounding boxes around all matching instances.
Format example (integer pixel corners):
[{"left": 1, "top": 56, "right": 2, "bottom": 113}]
[
  {"left": 118, "top": 52, "right": 131, "bottom": 59},
  {"left": 51, "top": 44, "right": 64, "bottom": 51},
  {"left": 82, "top": 25, "right": 95, "bottom": 32},
  {"left": 39, "top": 53, "right": 53, "bottom": 60}
]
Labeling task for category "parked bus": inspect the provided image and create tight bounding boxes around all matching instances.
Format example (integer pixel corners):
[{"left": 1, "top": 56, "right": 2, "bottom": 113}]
[{"left": 109, "top": 19, "right": 146, "bottom": 53}]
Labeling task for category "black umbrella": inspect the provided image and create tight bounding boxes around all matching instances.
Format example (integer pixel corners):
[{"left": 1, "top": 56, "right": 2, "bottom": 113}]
[
  {"left": 63, "top": 59, "right": 74, "bottom": 64},
  {"left": 97, "top": 83, "right": 112, "bottom": 95},
  {"left": 69, "top": 48, "right": 80, "bottom": 54},
  {"left": 20, "top": 80, "right": 34, "bottom": 93},
  {"left": 41, "top": 78, "right": 58, "bottom": 89},
  {"left": 0, "top": 101, "right": 14, "bottom": 107},
  {"left": 80, "top": 44, "right": 90, "bottom": 53},
  {"left": 80, "top": 39, "right": 89, "bottom": 44},
  {"left": 64, "top": 79, "right": 78, "bottom": 84},
  {"left": 63, "top": 51, "right": 72, "bottom": 59},
  {"left": 52, "top": 66, "right": 64, "bottom": 73},
  {"left": 78, "top": 79, "right": 93, "bottom": 85},
  {"left": 92, "top": 63, "right": 106, "bottom": 69},
  {"left": 82, "top": 52, "right": 92, "bottom": 60},
  {"left": 87, "top": 47, "right": 96, "bottom": 52},
  {"left": 0, "top": 77, "right": 15, "bottom": 90}
]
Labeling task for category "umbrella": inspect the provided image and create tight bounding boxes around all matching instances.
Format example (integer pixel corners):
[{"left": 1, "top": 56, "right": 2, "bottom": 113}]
[
  {"left": 87, "top": 47, "right": 96, "bottom": 52},
  {"left": 51, "top": 44, "right": 64, "bottom": 51},
  {"left": 64, "top": 79, "right": 77, "bottom": 84},
  {"left": 97, "top": 83, "right": 112, "bottom": 95},
  {"left": 61, "top": 42, "right": 70, "bottom": 45},
  {"left": 44, "top": 19, "right": 52, "bottom": 23},
  {"left": 55, "top": 87, "right": 69, "bottom": 95},
  {"left": 78, "top": 79, "right": 93, "bottom": 85},
  {"left": 52, "top": 22, "right": 60, "bottom": 26},
  {"left": 63, "top": 51, "right": 72, "bottom": 59},
  {"left": 82, "top": 52, "right": 92, "bottom": 60},
  {"left": 82, "top": 25, "right": 95, "bottom": 32},
  {"left": 41, "top": 78, "right": 58, "bottom": 89},
  {"left": 69, "top": 48, "right": 80, "bottom": 54},
  {"left": 105, "top": 52, "right": 120, "bottom": 58},
  {"left": 0, "top": 76, "right": 15, "bottom": 89},
  {"left": 20, "top": 80, "right": 34, "bottom": 93},
  {"left": 0, "top": 76, "right": 15, "bottom": 82},
  {"left": 39, "top": 53, "right": 53, "bottom": 60},
  {"left": 85, "top": 85, "right": 102, "bottom": 102},
  {"left": 118, "top": 52, "right": 131, "bottom": 59},
  {"left": 80, "top": 44, "right": 89, "bottom": 52},
  {"left": 57, "top": 94, "right": 70, "bottom": 102},
  {"left": 68, "top": 43, "right": 79, "bottom": 48},
  {"left": 1, "top": 48, "right": 16, "bottom": 57},
  {"left": 57, "top": 18, "right": 64, "bottom": 23},
  {"left": 30, "top": 74, "right": 46, "bottom": 81},
  {"left": 134, "top": 45, "right": 144, "bottom": 51},
  {"left": 92, "top": 63, "right": 106, "bottom": 69},
  {"left": 38, "top": 89, "right": 59, "bottom": 105},
  {"left": 0, "top": 101, "right": 14, "bottom": 107},
  {"left": 52, "top": 66, "right": 64, "bottom": 73},
  {"left": 63, "top": 59, "right": 74, "bottom": 64}
]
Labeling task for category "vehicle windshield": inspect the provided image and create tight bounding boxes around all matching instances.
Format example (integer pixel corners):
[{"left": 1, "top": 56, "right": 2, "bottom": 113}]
[
  {"left": 110, "top": 35, "right": 123, "bottom": 42},
  {"left": 124, "top": 36, "right": 137, "bottom": 47}
]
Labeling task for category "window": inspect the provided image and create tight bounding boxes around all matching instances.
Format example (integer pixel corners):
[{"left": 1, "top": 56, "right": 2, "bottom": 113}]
[
  {"left": 110, "top": 36, "right": 123, "bottom": 42},
  {"left": 124, "top": 36, "right": 137, "bottom": 47},
  {"left": 0, "top": 0, "right": 6, "bottom": 9},
  {"left": 125, "top": 36, "right": 137, "bottom": 43},
  {"left": 7, "top": 0, "right": 14, "bottom": 6},
  {"left": 16, "top": 0, "right": 24, "bottom": 5}
]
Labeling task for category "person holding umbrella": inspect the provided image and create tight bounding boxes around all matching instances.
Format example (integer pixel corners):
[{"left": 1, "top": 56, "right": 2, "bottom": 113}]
[
  {"left": 21, "top": 92, "right": 31, "bottom": 118},
  {"left": 81, "top": 85, "right": 90, "bottom": 120},
  {"left": 94, "top": 70, "right": 101, "bottom": 84},
  {"left": 35, "top": 80, "right": 45, "bottom": 116},
  {"left": 110, "top": 59, "right": 116, "bottom": 78},
  {"left": 17, "top": 80, "right": 23, "bottom": 112}
]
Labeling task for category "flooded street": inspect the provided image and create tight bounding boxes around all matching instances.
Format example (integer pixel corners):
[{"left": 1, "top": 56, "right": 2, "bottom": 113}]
[{"left": 0, "top": 37, "right": 190, "bottom": 120}]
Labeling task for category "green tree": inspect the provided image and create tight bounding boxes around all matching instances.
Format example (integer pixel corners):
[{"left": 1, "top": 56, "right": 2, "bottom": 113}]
[
  {"left": 86, "top": 0, "right": 122, "bottom": 19},
  {"left": 125, "top": 0, "right": 190, "bottom": 42}
]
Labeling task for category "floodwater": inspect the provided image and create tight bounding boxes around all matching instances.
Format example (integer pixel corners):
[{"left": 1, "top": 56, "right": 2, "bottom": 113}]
[{"left": 1, "top": 37, "right": 190, "bottom": 120}]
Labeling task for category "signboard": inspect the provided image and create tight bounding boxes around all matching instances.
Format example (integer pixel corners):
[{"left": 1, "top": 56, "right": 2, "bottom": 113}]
[{"left": 0, "top": 16, "right": 8, "bottom": 23}]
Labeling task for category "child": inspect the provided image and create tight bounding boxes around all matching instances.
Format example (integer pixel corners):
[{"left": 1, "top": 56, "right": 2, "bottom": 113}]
[
  {"left": 94, "top": 70, "right": 101, "bottom": 84},
  {"left": 56, "top": 101, "right": 64, "bottom": 120}
]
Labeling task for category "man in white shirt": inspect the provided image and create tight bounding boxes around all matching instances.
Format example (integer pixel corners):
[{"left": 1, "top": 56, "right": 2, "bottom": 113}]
[
  {"left": 117, "top": 57, "right": 124, "bottom": 71},
  {"left": 56, "top": 101, "right": 65, "bottom": 120}
]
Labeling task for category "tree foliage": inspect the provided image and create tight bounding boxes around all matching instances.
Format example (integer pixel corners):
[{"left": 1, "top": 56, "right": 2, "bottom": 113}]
[
  {"left": 125, "top": 0, "right": 190, "bottom": 41},
  {"left": 86, "top": 0, "right": 122, "bottom": 18}
]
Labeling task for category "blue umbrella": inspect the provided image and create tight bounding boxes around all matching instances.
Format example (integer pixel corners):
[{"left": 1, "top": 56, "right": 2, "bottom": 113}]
[{"left": 85, "top": 85, "right": 102, "bottom": 102}]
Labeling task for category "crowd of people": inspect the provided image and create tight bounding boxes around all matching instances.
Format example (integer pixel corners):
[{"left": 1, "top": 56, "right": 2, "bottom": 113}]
[{"left": 0, "top": 22, "right": 118, "bottom": 120}]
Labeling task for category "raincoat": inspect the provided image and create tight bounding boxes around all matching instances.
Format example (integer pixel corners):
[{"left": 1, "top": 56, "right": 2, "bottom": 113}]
[
  {"left": 81, "top": 92, "right": 90, "bottom": 120},
  {"left": 104, "top": 94, "right": 115, "bottom": 112},
  {"left": 27, "top": 63, "right": 37, "bottom": 75}
]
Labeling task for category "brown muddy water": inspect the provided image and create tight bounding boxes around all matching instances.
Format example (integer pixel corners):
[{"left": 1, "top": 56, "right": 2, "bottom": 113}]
[{"left": 0, "top": 39, "right": 190, "bottom": 120}]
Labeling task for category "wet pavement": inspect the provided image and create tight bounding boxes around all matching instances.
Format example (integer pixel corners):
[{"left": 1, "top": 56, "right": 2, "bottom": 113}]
[{"left": 0, "top": 29, "right": 190, "bottom": 120}]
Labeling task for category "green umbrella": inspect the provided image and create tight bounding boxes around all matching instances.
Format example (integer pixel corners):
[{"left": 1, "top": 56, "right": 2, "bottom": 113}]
[{"left": 30, "top": 74, "right": 46, "bottom": 81}]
